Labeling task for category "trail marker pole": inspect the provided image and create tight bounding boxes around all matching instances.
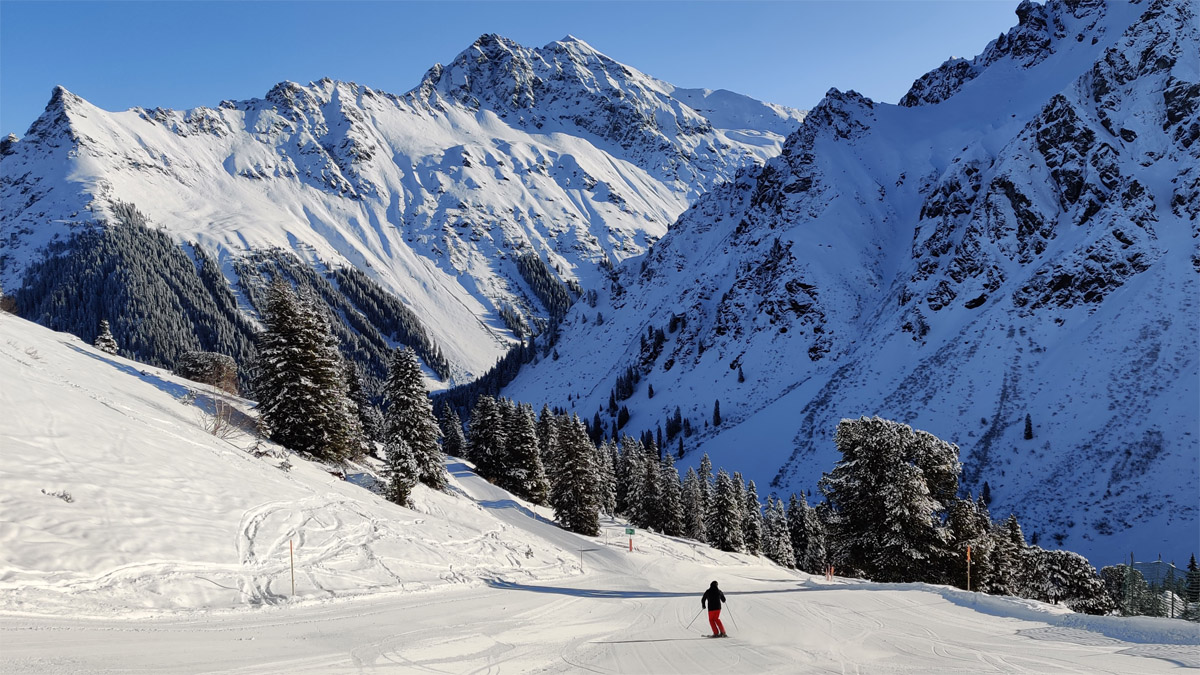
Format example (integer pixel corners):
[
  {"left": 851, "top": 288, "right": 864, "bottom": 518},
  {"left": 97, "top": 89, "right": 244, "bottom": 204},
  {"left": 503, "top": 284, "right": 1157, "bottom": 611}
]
[
  {"left": 626, "top": 527, "right": 635, "bottom": 552},
  {"left": 290, "top": 539, "right": 296, "bottom": 597},
  {"left": 578, "top": 547, "right": 600, "bottom": 572},
  {"left": 967, "top": 545, "right": 972, "bottom": 592}
]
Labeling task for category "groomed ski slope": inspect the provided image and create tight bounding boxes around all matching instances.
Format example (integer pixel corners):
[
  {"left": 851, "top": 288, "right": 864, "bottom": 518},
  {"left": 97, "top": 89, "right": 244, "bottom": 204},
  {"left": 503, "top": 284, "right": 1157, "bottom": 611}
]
[{"left": 0, "top": 314, "right": 1196, "bottom": 673}]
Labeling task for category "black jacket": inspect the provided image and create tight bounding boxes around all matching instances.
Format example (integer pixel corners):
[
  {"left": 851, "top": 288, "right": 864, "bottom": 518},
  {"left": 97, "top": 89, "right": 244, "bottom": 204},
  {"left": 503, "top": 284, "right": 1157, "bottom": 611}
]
[{"left": 702, "top": 587, "right": 726, "bottom": 610}]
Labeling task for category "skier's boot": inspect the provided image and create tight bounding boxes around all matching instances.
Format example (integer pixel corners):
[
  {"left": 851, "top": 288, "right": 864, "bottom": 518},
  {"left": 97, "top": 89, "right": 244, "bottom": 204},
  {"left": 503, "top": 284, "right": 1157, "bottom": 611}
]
[{"left": 719, "top": 632, "right": 728, "bottom": 638}]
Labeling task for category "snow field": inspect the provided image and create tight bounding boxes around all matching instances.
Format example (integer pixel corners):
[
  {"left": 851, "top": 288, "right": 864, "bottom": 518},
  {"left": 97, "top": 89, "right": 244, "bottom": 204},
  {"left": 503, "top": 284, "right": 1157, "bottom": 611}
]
[{"left": 2, "top": 313, "right": 1197, "bottom": 673}]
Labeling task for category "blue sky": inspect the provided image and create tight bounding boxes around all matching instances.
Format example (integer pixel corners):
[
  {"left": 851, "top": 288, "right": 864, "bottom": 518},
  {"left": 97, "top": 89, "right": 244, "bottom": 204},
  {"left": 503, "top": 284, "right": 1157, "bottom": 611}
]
[{"left": 0, "top": 0, "right": 1022, "bottom": 136}]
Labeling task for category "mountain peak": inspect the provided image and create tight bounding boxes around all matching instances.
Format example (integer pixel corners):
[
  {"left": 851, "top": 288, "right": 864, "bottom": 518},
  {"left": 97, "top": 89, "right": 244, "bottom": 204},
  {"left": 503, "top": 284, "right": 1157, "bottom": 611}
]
[{"left": 23, "top": 85, "right": 87, "bottom": 141}]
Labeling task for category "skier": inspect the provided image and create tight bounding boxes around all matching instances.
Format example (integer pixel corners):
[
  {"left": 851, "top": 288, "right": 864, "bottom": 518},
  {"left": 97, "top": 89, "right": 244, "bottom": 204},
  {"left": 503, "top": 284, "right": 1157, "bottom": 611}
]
[{"left": 701, "top": 580, "right": 727, "bottom": 637}]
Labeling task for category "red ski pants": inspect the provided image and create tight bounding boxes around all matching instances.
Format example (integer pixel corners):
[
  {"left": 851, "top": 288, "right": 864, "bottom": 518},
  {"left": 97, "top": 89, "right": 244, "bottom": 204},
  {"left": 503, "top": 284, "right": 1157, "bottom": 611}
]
[{"left": 707, "top": 609, "right": 725, "bottom": 635}]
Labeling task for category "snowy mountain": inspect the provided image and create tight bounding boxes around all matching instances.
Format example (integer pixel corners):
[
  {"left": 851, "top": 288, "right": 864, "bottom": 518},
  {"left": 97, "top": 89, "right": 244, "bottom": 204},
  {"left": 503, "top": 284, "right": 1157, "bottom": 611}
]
[
  {"left": 0, "top": 34, "right": 803, "bottom": 385},
  {"left": 503, "top": 0, "right": 1199, "bottom": 564},
  {"left": 2, "top": 312, "right": 1195, "bottom": 673}
]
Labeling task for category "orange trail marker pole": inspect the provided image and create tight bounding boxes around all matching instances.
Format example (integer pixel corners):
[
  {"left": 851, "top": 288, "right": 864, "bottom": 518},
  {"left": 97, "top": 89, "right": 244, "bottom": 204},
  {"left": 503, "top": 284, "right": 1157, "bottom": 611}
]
[{"left": 290, "top": 539, "right": 296, "bottom": 597}]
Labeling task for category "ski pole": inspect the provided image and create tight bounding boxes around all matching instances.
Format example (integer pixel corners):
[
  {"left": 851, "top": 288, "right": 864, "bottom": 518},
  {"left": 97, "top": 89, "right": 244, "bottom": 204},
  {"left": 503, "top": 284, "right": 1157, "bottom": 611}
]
[
  {"left": 725, "top": 604, "right": 739, "bottom": 631},
  {"left": 685, "top": 608, "right": 704, "bottom": 630}
]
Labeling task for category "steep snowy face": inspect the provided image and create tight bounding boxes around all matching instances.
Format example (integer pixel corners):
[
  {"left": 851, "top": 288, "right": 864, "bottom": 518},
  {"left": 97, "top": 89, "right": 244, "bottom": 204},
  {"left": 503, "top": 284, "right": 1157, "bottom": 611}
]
[
  {"left": 504, "top": 0, "right": 1198, "bottom": 562},
  {"left": 0, "top": 36, "right": 803, "bottom": 383},
  {"left": 412, "top": 34, "right": 803, "bottom": 198}
]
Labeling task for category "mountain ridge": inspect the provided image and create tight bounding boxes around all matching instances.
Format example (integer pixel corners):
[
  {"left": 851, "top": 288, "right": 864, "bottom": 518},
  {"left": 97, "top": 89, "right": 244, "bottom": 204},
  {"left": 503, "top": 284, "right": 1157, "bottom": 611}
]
[
  {"left": 0, "top": 34, "right": 804, "bottom": 386},
  {"left": 501, "top": 0, "right": 1198, "bottom": 563}
]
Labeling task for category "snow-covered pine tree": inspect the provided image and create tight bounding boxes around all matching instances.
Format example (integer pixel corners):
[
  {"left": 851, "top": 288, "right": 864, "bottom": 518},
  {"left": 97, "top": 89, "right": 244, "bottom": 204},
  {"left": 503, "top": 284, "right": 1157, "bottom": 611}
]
[
  {"left": 503, "top": 403, "right": 549, "bottom": 504},
  {"left": 946, "top": 497, "right": 995, "bottom": 591},
  {"left": 802, "top": 501, "right": 828, "bottom": 575},
  {"left": 384, "top": 347, "right": 447, "bottom": 489},
  {"left": 537, "top": 404, "right": 559, "bottom": 481},
  {"left": 787, "top": 493, "right": 810, "bottom": 572},
  {"left": 383, "top": 437, "right": 420, "bottom": 506},
  {"left": 658, "top": 453, "right": 684, "bottom": 536},
  {"left": 732, "top": 471, "right": 747, "bottom": 519},
  {"left": 641, "top": 442, "right": 664, "bottom": 531},
  {"left": 743, "top": 480, "right": 764, "bottom": 556},
  {"left": 94, "top": 319, "right": 119, "bottom": 355},
  {"left": 595, "top": 438, "right": 618, "bottom": 516},
  {"left": 1020, "top": 547, "right": 1114, "bottom": 615},
  {"left": 763, "top": 495, "right": 796, "bottom": 568},
  {"left": 295, "top": 288, "right": 364, "bottom": 463},
  {"left": 708, "top": 469, "right": 745, "bottom": 553},
  {"left": 255, "top": 280, "right": 361, "bottom": 463},
  {"left": 467, "top": 395, "right": 507, "bottom": 481},
  {"left": 345, "top": 361, "right": 382, "bottom": 452},
  {"left": 990, "top": 514, "right": 1027, "bottom": 597},
  {"left": 682, "top": 467, "right": 707, "bottom": 542},
  {"left": 1100, "top": 564, "right": 1152, "bottom": 616},
  {"left": 619, "top": 436, "right": 648, "bottom": 525},
  {"left": 439, "top": 407, "right": 467, "bottom": 459},
  {"left": 820, "top": 417, "right": 958, "bottom": 583},
  {"left": 698, "top": 453, "right": 714, "bottom": 525},
  {"left": 550, "top": 415, "right": 600, "bottom": 535},
  {"left": 1186, "top": 555, "right": 1200, "bottom": 618}
]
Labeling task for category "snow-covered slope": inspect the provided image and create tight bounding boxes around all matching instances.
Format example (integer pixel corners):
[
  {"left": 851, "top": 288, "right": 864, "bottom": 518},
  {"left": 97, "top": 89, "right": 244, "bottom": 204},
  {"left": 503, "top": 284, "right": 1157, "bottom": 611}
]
[
  {"left": 1, "top": 312, "right": 1194, "bottom": 674},
  {"left": 504, "top": 0, "right": 1199, "bottom": 563},
  {"left": 0, "top": 35, "right": 803, "bottom": 383}
]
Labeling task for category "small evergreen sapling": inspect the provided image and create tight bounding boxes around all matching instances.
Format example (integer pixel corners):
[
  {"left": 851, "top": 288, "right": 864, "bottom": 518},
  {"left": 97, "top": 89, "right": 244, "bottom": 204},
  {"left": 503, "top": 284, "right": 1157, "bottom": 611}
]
[
  {"left": 383, "top": 437, "right": 419, "bottom": 506},
  {"left": 95, "top": 319, "right": 119, "bottom": 355}
]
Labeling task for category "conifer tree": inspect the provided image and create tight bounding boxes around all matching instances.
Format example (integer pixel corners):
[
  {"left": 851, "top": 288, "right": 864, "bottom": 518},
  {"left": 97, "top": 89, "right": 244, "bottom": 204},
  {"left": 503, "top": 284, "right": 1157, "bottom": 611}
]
[
  {"left": 537, "top": 404, "right": 558, "bottom": 476},
  {"left": 658, "top": 453, "right": 684, "bottom": 536},
  {"left": 345, "top": 361, "right": 382, "bottom": 451},
  {"left": 95, "top": 319, "right": 119, "bottom": 355},
  {"left": 595, "top": 439, "right": 618, "bottom": 516},
  {"left": 467, "top": 395, "right": 507, "bottom": 481},
  {"left": 763, "top": 495, "right": 796, "bottom": 568},
  {"left": 550, "top": 415, "right": 600, "bottom": 535},
  {"left": 502, "top": 403, "right": 550, "bottom": 503},
  {"left": 820, "top": 417, "right": 959, "bottom": 583},
  {"left": 743, "top": 480, "right": 764, "bottom": 556},
  {"left": 1187, "top": 555, "right": 1200, "bottom": 605},
  {"left": 383, "top": 437, "right": 419, "bottom": 506},
  {"left": 1020, "top": 548, "right": 1114, "bottom": 615},
  {"left": 682, "top": 467, "right": 706, "bottom": 542},
  {"left": 713, "top": 399, "right": 722, "bottom": 427},
  {"left": 708, "top": 469, "right": 745, "bottom": 552},
  {"left": 384, "top": 347, "right": 446, "bottom": 489},
  {"left": 1023, "top": 413, "right": 1034, "bottom": 440},
  {"left": 641, "top": 443, "right": 664, "bottom": 531},
  {"left": 946, "top": 497, "right": 995, "bottom": 590},
  {"left": 787, "top": 493, "right": 810, "bottom": 571},
  {"left": 255, "top": 280, "right": 361, "bottom": 463},
  {"left": 990, "top": 514, "right": 1026, "bottom": 596},
  {"left": 698, "top": 454, "right": 714, "bottom": 525},
  {"left": 620, "top": 436, "right": 648, "bottom": 524},
  {"left": 439, "top": 407, "right": 467, "bottom": 459},
  {"left": 802, "top": 502, "right": 828, "bottom": 574}
]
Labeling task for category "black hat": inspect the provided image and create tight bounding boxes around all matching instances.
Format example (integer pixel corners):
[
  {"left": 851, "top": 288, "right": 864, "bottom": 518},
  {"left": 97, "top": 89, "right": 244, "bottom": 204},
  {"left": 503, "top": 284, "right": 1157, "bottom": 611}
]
[{"left": 710, "top": 580, "right": 719, "bottom": 587}]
